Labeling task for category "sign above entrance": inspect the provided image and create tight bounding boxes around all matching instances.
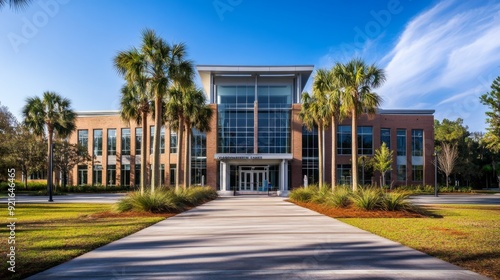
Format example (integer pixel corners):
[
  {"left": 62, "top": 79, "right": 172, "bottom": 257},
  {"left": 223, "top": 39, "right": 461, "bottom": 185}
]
[
  {"left": 214, "top": 153, "right": 293, "bottom": 160},
  {"left": 215, "top": 155, "right": 263, "bottom": 160}
]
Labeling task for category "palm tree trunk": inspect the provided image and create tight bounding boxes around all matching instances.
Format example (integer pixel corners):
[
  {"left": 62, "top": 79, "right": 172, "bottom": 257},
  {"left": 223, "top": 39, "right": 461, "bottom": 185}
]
[
  {"left": 318, "top": 124, "right": 323, "bottom": 189},
  {"left": 176, "top": 115, "right": 184, "bottom": 191},
  {"left": 331, "top": 117, "right": 337, "bottom": 191},
  {"left": 140, "top": 112, "right": 148, "bottom": 195},
  {"left": 151, "top": 97, "right": 162, "bottom": 193},
  {"left": 351, "top": 110, "right": 358, "bottom": 191},
  {"left": 183, "top": 124, "right": 191, "bottom": 189}
]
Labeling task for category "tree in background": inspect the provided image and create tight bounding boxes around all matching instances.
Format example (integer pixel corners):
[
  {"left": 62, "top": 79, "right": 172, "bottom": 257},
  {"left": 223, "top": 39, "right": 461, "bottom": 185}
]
[
  {"left": 0, "top": 103, "right": 17, "bottom": 180},
  {"left": 480, "top": 76, "right": 500, "bottom": 153},
  {"left": 332, "top": 59, "right": 385, "bottom": 191},
  {"left": 53, "top": 140, "right": 91, "bottom": 189},
  {"left": 12, "top": 126, "right": 47, "bottom": 189},
  {"left": 437, "top": 143, "right": 458, "bottom": 189},
  {"left": 372, "top": 142, "right": 393, "bottom": 189},
  {"left": 22, "top": 91, "right": 76, "bottom": 191}
]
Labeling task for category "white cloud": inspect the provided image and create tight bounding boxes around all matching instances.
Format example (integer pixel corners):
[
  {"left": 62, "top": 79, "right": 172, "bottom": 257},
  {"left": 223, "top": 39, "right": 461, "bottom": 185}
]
[{"left": 375, "top": 0, "right": 500, "bottom": 131}]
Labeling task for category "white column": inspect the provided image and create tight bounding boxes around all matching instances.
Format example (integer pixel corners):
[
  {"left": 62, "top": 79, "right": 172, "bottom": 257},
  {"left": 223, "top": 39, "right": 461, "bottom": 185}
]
[
  {"left": 284, "top": 160, "right": 288, "bottom": 191},
  {"left": 280, "top": 160, "right": 285, "bottom": 191},
  {"left": 220, "top": 161, "right": 226, "bottom": 191}
]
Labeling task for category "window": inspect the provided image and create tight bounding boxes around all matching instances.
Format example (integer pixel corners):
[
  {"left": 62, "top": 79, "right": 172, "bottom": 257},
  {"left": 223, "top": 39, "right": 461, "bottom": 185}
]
[
  {"left": 397, "top": 129, "right": 406, "bottom": 156},
  {"left": 121, "top": 164, "right": 130, "bottom": 186},
  {"left": 337, "top": 164, "right": 352, "bottom": 185},
  {"left": 302, "top": 126, "right": 318, "bottom": 185},
  {"left": 337, "top": 125, "right": 351, "bottom": 155},
  {"left": 411, "top": 129, "right": 424, "bottom": 156},
  {"left": 93, "top": 129, "right": 102, "bottom": 156},
  {"left": 93, "top": 164, "right": 102, "bottom": 185},
  {"left": 78, "top": 130, "right": 88, "bottom": 150},
  {"left": 160, "top": 164, "right": 165, "bottom": 185},
  {"left": 107, "top": 129, "right": 116, "bottom": 156},
  {"left": 170, "top": 164, "right": 176, "bottom": 185},
  {"left": 135, "top": 128, "right": 142, "bottom": 155},
  {"left": 191, "top": 129, "right": 207, "bottom": 185},
  {"left": 77, "top": 165, "right": 88, "bottom": 185},
  {"left": 150, "top": 126, "right": 166, "bottom": 154},
  {"left": 413, "top": 165, "right": 423, "bottom": 181},
  {"left": 121, "top": 128, "right": 131, "bottom": 155},
  {"left": 358, "top": 126, "right": 373, "bottom": 155},
  {"left": 337, "top": 126, "right": 372, "bottom": 155},
  {"left": 134, "top": 164, "right": 141, "bottom": 186},
  {"left": 217, "top": 85, "right": 255, "bottom": 153},
  {"left": 170, "top": 131, "right": 177, "bottom": 153},
  {"left": 397, "top": 164, "right": 406, "bottom": 181},
  {"left": 397, "top": 129, "right": 407, "bottom": 181},
  {"left": 106, "top": 165, "right": 116, "bottom": 186},
  {"left": 381, "top": 128, "right": 390, "bottom": 149},
  {"left": 257, "top": 85, "right": 292, "bottom": 153}
]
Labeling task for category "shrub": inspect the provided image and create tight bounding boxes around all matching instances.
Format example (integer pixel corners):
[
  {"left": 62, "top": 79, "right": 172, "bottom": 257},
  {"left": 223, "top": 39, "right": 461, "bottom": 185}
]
[
  {"left": 115, "top": 186, "right": 217, "bottom": 213},
  {"left": 289, "top": 186, "right": 317, "bottom": 202},
  {"left": 311, "top": 184, "right": 332, "bottom": 204},
  {"left": 382, "top": 192, "right": 410, "bottom": 211},
  {"left": 326, "top": 186, "right": 352, "bottom": 208},
  {"left": 351, "top": 188, "right": 382, "bottom": 210}
]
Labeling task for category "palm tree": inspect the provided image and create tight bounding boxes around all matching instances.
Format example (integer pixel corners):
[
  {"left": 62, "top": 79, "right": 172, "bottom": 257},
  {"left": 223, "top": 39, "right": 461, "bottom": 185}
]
[
  {"left": 165, "top": 85, "right": 212, "bottom": 189},
  {"left": 181, "top": 87, "right": 213, "bottom": 188},
  {"left": 119, "top": 80, "right": 152, "bottom": 194},
  {"left": 22, "top": 91, "right": 76, "bottom": 193},
  {"left": 332, "top": 58, "right": 385, "bottom": 191},
  {"left": 313, "top": 68, "right": 345, "bottom": 190},
  {"left": 299, "top": 91, "right": 330, "bottom": 189},
  {"left": 0, "top": 0, "right": 32, "bottom": 10},
  {"left": 114, "top": 28, "right": 193, "bottom": 193}
]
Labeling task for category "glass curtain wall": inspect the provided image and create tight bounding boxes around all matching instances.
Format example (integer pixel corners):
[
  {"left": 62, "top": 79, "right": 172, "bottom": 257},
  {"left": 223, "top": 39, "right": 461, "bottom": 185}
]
[
  {"left": 217, "top": 85, "right": 254, "bottom": 153},
  {"left": 257, "top": 85, "right": 291, "bottom": 153},
  {"left": 191, "top": 128, "right": 207, "bottom": 185},
  {"left": 302, "top": 126, "right": 318, "bottom": 184}
]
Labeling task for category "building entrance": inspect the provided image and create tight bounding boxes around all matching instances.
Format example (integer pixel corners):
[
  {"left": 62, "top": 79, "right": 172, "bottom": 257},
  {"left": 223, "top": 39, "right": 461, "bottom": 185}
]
[{"left": 238, "top": 166, "right": 268, "bottom": 191}]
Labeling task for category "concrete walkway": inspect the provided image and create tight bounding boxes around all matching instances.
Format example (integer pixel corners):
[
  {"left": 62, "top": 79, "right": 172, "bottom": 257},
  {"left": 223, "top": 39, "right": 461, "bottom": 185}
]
[{"left": 31, "top": 196, "right": 487, "bottom": 279}]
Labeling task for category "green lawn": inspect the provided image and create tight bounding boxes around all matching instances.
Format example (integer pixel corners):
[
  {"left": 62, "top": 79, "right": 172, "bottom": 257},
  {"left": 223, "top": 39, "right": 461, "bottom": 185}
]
[
  {"left": 1, "top": 204, "right": 167, "bottom": 280},
  {"left": 339, "top": 205, "right": 500, "bottom": 280}
]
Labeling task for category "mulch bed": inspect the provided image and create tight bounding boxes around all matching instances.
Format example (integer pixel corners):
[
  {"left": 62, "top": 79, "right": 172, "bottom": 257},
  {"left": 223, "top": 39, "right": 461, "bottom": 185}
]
[{"left": 290, "top": 200, "right": 427, "bottom": 218}]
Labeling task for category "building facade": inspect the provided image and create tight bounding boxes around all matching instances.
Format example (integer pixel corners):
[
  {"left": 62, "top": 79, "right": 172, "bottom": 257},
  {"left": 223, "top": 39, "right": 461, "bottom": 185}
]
[{"left": 69, "top": 65, "right": 435, "bottom": 194}]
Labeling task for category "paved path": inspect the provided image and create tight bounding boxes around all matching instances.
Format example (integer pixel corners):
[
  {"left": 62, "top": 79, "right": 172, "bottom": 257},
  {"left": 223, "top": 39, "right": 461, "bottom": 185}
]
[{"left": 30, "top": 196, "right": 486, "bottom": 279}]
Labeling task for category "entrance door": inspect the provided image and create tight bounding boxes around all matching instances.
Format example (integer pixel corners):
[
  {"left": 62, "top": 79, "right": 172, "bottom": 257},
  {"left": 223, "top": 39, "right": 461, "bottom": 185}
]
[{"left": 239, "top": 167, "right": 268, "bottom": 191}]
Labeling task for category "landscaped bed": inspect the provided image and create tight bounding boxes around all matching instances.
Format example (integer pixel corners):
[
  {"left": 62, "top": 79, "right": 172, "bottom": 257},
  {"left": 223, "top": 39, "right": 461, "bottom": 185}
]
[
  {"left": 1, "top": 186, "right": 218, "bottom": 280},
  {"left": 289, "top": 186, "right": 500, "bottom": 279}
]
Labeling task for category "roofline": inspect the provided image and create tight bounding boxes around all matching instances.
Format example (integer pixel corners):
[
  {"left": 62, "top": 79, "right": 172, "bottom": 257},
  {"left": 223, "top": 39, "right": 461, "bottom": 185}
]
[
  {"left": 378, "top": 109, "right": 435, "bottom": 115},
  {"left": 77, "top": 110, "right": 120, "bottom": 117},
  {"left": 196, "top": 65, "right": 314, "bottom": 72}
]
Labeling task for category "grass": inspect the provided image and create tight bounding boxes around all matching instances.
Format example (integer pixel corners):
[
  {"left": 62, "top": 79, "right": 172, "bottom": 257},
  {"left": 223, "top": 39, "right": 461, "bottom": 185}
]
[
  {"left": 0, "top": 204, "right": 170, "bottom": 280},
  {"left": 338, "top": 205, "right": 500, "bottom": 280}
]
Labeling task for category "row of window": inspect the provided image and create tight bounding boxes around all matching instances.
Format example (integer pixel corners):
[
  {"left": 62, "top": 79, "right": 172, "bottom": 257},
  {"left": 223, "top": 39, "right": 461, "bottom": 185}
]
[
  {"left": 78, "top": 127, "right": 178, "bottom": 157},
  {"left": 302, "top": 127, "right": 425, "bottom": 183}
]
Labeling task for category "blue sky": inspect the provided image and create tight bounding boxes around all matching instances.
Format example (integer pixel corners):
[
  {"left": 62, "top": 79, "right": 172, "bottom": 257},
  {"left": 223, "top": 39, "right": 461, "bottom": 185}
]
[{"left": 1, "top": 0, "right": 500, "bottom": 132}]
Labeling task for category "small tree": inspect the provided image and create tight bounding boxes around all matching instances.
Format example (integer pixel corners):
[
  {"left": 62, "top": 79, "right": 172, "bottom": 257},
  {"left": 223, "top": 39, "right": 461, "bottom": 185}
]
[
  {"left": 12, "top": 126, "right": 47, "bottom": 189},
  {"left": 438, "top": 143, "right": 459, "bottom": 188},
  {"left": 53, "top": 140, "right": 91, "bottom": 188},
  {"left": 372, "top": 143, "right": 393, "bottom": 189}
]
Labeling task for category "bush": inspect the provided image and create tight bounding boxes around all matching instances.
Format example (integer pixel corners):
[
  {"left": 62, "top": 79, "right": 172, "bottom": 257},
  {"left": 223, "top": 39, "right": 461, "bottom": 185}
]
[
  {"left": 350, "top": 188, "right": 382, "bottom": 210},
  {"left": 382, "top": 192, "right": 410, "bottom": 211},
  {"left": 115, "top": 186, "right": 217, "bottom": 213},
  {"left": 311, "top": 184, "right": 333, "bottom": 204},
  {"left": 289, "top": 186, "right": 317, "bottom": 202},
  {"left": 325, "top": 186, "right": 352, "bottom": 208}
]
